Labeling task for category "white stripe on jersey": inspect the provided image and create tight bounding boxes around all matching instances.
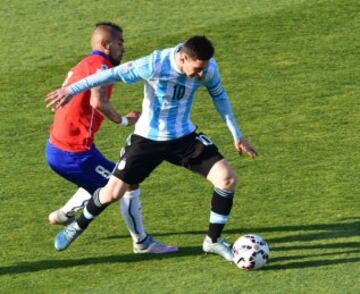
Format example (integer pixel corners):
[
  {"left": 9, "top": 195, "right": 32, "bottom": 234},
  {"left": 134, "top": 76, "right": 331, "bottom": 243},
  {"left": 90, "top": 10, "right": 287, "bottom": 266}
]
[
  {"left": 134, "top": 45, "right": 206, "bottom": 141},
  {"left": 68, "top": 43, "right": 242, "bottom": 141}
]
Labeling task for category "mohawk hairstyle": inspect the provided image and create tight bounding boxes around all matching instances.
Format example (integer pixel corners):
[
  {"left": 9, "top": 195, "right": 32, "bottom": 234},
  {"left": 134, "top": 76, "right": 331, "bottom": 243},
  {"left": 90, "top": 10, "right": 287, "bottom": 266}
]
[
  {"left": 182, "top": 36, "right": 214, "bottom": 61},
  {"left": 95, "top": 22, "right": 123, "bottom": 33}
]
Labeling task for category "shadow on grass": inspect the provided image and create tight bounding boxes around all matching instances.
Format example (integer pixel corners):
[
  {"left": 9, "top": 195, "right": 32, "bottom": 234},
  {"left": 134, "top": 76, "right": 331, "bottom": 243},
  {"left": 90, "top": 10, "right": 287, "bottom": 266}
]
[
  {"left": 1, "top": 220, "right": 358, "bottom": 275},
  {"left": 0, "top": 246, "right": 202, "bottom": 276},
  {"left": 104, "top": 220, "right": 360, "bottom": 271},
  {"left": 268, "top": 248, "right": 360, "bottom": 264},
  {"left": 103, "top": 220, "right": 360, "bottom": 242},
  {"left": 263, "top": 256, "right": 360, "bottom": 271},
  {"left": 257, "top": 220, "right": 360, "bottom": 271}
]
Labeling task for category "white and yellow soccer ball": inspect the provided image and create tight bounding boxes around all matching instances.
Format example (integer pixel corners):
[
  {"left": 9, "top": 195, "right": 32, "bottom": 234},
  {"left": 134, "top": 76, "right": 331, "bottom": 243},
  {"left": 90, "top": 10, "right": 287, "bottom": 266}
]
[{"left": 232, "top": 234, "right": 270, "bottom": 270}]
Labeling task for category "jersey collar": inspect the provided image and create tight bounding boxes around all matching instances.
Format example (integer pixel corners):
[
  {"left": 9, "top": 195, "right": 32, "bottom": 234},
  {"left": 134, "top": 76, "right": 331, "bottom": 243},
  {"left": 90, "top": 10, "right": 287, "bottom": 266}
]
[
  {"left": 171, "top": 44, "right": 184, "bottom": 74},
  {"left": 91, "top": 50, "right": 111, "bottom": 61}
]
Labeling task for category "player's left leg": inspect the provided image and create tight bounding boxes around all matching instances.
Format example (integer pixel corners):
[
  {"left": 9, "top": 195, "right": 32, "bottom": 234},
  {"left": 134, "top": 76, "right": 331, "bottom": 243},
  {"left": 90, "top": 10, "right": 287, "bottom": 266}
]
[
  {"left": 170, "top": 132, "right": 235, "bottom": 261},
  {"left": 203, "top": 159, "right": 237, "bottom": 261},
  {"left": 206, "top": 159, "right": 237, "bottom": 241}
]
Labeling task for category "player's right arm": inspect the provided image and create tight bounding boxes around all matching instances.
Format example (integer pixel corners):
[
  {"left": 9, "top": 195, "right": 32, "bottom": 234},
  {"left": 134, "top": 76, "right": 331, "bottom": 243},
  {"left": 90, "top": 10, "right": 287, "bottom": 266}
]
[{"left": 46, "top": 53, "right": 157, "bottom": 110}]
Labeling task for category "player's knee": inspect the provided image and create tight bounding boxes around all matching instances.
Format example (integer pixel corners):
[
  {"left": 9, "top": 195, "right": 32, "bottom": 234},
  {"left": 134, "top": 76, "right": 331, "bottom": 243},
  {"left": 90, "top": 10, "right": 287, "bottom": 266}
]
[
  {"left": 101, "top": 183, "right": 122, "bottom": 203},
  {"left": 222, "top": 172, "right": 237, "bottom": 190},
  {"left": 208, "top": 163, "right": 237, "bottom": 190},
  {"left": 207, "top": 159, "right": 238, "bottom": 190},
  {"left": 213, "top": 173, "right": 237, "bottom": 191}
]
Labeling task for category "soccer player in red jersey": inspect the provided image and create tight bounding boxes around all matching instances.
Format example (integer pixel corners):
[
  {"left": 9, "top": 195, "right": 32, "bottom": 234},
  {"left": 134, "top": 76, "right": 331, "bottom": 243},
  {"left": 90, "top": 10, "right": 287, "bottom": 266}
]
[{"left": 46, "top": 22, "right": 177, "bottom": 254}]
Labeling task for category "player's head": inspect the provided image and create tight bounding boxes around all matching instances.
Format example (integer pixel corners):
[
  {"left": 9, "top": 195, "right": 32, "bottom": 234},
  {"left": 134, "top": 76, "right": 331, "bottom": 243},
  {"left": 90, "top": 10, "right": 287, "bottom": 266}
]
[
  {"left": 179, "top": 36, "right": 214, "bottom": 78},
  {"left": 91, "top": 22, "right": 124, "bottom": 65}
]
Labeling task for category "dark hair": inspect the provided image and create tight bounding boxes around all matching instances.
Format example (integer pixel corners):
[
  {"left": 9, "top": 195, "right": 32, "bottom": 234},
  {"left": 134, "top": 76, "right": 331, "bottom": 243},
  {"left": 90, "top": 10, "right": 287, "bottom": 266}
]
[
  {"left": 182, "top": 36, "right": 214, "bottom": 61},
  {"left": 95, "top": 22, "right": 123, "bottom": 33}
]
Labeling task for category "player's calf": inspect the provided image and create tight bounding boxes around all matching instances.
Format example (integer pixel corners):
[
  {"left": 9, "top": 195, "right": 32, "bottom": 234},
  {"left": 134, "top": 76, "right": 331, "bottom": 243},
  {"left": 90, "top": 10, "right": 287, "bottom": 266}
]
[{"left": 100, "top": 175, "right": 129, "bottom": 204}]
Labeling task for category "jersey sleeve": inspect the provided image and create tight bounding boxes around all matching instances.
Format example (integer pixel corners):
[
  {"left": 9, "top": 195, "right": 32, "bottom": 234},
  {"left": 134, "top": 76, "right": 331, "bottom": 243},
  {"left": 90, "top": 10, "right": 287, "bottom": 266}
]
[
  {"left": 203, "top": 59, "right": 243, "bottom": 141},
  {"left": 68, "top": 52, "right": 157, "bottom": 96},
  {"left": 63, "top": 58, "right": 111, "bottom": 87}
]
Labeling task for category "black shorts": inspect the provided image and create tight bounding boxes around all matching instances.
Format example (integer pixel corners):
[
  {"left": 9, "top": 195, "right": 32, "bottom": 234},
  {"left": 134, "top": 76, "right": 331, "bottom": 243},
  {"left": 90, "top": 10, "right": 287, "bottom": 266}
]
[{"left": 113, "top": 132, "right": 224, "bottom": 184}]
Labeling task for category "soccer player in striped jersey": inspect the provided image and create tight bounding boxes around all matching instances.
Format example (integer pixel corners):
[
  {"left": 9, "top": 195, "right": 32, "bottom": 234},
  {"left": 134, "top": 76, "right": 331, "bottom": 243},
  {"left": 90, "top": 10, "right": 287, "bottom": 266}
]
[
  {"left": 45, "top": 22, "right": 177, "bottom": 254},
  {"left": 47, "top": 35, "right": 257, "bottom": 261}
]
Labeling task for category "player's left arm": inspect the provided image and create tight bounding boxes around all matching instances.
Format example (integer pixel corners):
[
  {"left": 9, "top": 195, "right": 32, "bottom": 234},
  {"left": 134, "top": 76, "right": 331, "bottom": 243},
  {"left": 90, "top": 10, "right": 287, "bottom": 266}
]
[
  {"left": 90, "top": 86, "right": 140, "bottom": 126},
  {"left": 205, "top": 61, "right": 257, "bottom": 158},
  {"left": 46, "top": 53, "right": 156, "bottom": 110}
]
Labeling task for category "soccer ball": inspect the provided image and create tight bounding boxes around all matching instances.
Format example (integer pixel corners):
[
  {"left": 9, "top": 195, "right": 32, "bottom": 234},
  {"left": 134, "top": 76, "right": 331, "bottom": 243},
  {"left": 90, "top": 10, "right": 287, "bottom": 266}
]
[{"left": 232, "top": 234, "right": 270, "bottom": 270}]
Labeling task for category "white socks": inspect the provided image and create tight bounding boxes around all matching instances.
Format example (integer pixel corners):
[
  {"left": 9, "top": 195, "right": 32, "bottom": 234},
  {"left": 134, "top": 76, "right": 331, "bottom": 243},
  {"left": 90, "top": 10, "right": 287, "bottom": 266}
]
[
  {"left": 119, "top": 188, "right": 147, "bottom": 243},
  {"left": 60, "top": 187, "right": 147, "bottom": 244},
  {"left": 61, "top": 187, "right": 92, "bottom": 215}
]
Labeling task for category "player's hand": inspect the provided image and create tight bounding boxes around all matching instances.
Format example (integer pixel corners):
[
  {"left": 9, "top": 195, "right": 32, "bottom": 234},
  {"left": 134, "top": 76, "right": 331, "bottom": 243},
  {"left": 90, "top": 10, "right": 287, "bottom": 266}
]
[
  {"left": 235, "top": 138, "right": 258, "bottom": 158},
  {"left": 124, "top": 111, "right": 141, "bottom": 126},
  {"left": 45, "top": 88, "right": 73, "bottom": 111}
]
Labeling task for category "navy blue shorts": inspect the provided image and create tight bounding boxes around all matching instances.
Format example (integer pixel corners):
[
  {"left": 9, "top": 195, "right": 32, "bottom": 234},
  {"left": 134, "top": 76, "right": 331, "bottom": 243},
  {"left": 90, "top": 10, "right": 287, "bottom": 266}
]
[{"left": 45, "top": 141, "right": 115, "bottom": 194}]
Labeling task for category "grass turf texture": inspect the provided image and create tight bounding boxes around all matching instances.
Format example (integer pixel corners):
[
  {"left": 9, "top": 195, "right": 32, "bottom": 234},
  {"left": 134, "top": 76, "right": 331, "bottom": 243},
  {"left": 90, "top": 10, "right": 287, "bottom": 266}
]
[{"left": 0, "top": 0, "right": 359, "bottom": 293}]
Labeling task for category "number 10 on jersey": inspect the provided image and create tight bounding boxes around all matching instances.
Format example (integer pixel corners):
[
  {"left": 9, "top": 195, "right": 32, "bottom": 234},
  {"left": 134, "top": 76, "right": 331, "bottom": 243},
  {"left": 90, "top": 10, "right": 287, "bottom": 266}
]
[{"left": 172, "top": 85, "right": 185, "bottom": 100}]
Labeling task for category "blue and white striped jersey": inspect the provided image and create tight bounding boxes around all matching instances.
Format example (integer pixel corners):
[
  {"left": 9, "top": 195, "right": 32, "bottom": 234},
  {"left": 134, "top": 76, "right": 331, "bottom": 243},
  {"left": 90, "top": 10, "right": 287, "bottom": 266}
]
[{"left": 69, "top": 44, "right": 243, "bottom": 141}]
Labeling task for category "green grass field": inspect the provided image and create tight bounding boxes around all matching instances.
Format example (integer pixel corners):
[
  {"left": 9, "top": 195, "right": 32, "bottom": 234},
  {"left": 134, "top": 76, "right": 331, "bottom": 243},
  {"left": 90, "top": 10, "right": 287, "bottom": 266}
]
[{"left": 1, "top": 0, "right": 359, "bottom": 293}]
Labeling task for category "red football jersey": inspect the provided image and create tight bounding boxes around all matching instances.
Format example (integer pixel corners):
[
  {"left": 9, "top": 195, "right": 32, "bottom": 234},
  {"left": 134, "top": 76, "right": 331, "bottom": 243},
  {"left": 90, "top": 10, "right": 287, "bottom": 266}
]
[{"left": 50, "top": 54, "right": 114, "bottom": 152}]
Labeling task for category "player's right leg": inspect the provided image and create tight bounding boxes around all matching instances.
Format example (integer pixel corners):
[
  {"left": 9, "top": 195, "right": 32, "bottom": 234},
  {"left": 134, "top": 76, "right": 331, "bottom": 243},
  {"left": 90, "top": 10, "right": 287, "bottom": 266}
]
[
  {"left": 54, "top": 134, "right": 177, "bottom": 252},
  {"left": 54, "top": 175, "right": 128, "bottom": 251}
]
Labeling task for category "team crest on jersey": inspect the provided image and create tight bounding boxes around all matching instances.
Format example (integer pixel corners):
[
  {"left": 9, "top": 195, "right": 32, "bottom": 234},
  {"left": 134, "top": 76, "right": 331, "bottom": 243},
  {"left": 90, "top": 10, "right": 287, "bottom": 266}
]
[
  {"left": 100, "top": 64, "right": 109, "bottom": 70},
  {"left": 117, "top": 159, "right": 126, "bottom": 170},
  {"left": 96, "top": 64, "right": 109, "bottom": 74}
]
